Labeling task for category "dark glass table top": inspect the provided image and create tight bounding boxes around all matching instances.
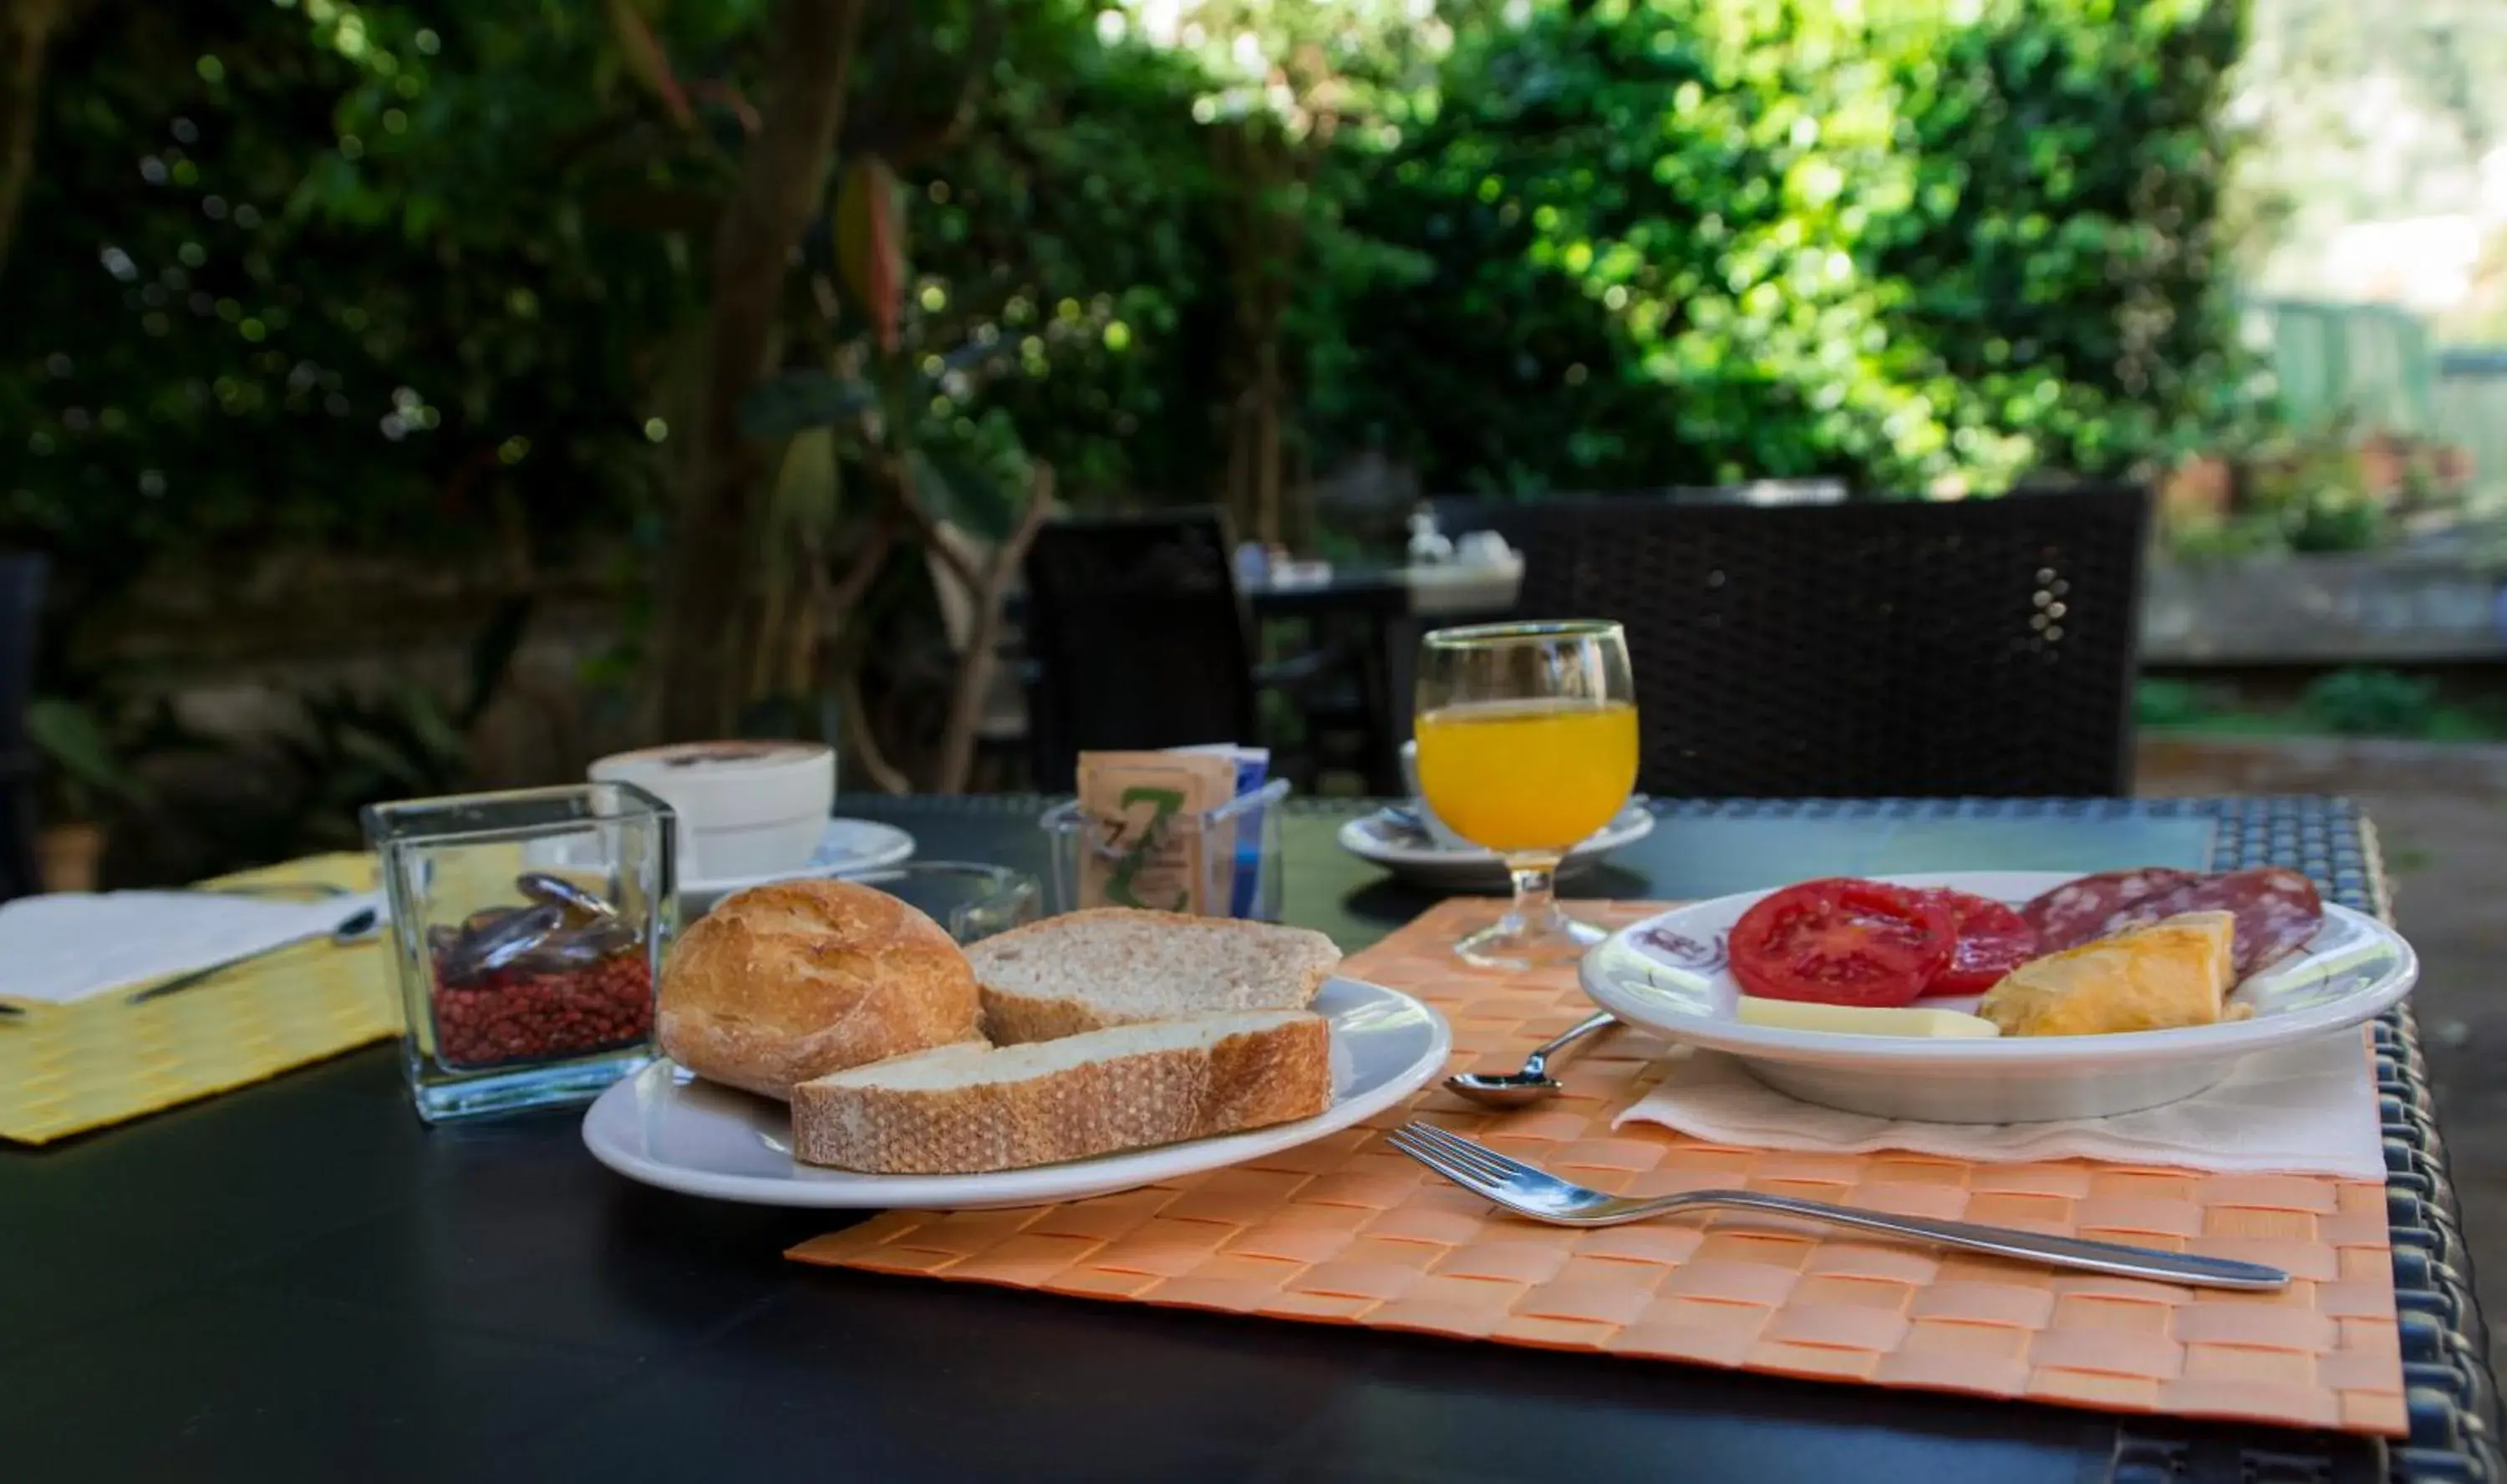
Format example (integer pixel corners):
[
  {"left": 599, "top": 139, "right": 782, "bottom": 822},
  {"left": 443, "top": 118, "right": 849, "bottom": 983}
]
[{"left": 1, "top": 795, "right": 2486, "bottom": 1483}]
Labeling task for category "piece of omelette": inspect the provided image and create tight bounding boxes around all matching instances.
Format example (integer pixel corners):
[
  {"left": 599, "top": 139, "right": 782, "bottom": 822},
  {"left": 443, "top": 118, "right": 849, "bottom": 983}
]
[{"left": 1978, "top": 911, "right": 2239, "bottom": 1036}]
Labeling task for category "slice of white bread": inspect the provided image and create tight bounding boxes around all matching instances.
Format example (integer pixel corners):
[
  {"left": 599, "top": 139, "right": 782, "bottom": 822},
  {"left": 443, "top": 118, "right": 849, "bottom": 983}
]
[
  {"left": 791, "top": 1009, "right": 1332, "bottom": 1174},
  {"left": 967, "top": 908, "right": 1341, "bottom": 1044}
]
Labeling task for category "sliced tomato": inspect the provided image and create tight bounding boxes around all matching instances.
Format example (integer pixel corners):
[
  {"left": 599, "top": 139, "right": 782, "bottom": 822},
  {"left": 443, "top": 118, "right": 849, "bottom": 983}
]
[
  {"left": 1728, "top": 878, "right": 1955, "bottom": 1008},
  {"left": 1909, "top": 888, "right": 2040, "bottom": 996}
]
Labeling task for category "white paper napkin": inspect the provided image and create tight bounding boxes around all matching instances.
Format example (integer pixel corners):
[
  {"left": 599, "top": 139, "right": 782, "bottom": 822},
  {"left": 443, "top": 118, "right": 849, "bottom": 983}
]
[
  {"left": 1613, "top": 1034, "right": 2386, "bottom": 1180},
  {"left": 0, "top": 891, "right": 383, "bottom": 1004}
]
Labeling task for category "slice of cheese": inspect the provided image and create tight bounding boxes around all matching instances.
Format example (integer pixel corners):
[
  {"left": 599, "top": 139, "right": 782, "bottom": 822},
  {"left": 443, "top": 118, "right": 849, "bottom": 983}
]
[
  {"left": 1978, "top": 910, "right": 2236, "bottom": 1037},
  {"left": 1735, "top": 999, "right": 2001, "bottom": 1038}
]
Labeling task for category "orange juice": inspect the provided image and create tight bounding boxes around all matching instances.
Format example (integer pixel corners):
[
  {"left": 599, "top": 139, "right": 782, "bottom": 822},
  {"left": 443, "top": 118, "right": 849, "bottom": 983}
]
[{"left": 1414, "top": 699, "right": 1638, "bottom": 853}]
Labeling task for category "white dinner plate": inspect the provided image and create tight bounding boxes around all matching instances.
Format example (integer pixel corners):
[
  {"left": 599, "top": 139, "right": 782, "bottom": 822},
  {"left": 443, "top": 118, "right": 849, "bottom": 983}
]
[
  {"left": 1579, "top": 870, "right": 2418, "bottom": 1123},
  {"left": 580, "top": 974, "right": 1452, "bottom": 1208},
  {"left": 1339, "top": 800, "right": 1655, "bottom": 893}
]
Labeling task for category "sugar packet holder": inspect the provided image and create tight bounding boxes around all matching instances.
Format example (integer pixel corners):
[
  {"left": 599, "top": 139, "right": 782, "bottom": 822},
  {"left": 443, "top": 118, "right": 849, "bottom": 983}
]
[{"left": 1040, "top": 777, "right": 1290, "bottom": 922}]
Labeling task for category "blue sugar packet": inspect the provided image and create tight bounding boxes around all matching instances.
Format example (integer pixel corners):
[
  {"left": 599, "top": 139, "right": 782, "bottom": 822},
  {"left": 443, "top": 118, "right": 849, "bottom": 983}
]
[{"left": 1167, "top": 744, "right": 1269, "bottom": 917}]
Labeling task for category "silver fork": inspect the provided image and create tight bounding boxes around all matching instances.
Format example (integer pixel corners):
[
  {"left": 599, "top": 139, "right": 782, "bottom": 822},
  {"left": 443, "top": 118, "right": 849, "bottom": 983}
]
[{"left": 1389, "top": 1122, "right": 2286, "bottom": 1291}]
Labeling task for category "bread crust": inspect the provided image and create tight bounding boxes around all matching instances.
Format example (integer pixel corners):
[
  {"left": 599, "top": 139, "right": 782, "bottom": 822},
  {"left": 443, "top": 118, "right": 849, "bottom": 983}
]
[
  {"left": 658, "top": 878, "right": 984, "bottom": 1099},
  {"left": 969, "top": 907, "right": 1339, "bottom": 1044},
  {"left": 791, "top": 1013, "right": 1331, "bottom": 1173}
]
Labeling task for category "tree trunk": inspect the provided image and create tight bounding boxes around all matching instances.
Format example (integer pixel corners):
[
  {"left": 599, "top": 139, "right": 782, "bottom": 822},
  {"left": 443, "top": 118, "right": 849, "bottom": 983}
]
[
  {"left": 653, "top": 0, "right": 866, "bottom": 740},
  {"left": 930, "top": 465, "right": 1052, "bottom": 793},
  {"left": 0, "top": 0, "right": 73, "bottom": 284}
]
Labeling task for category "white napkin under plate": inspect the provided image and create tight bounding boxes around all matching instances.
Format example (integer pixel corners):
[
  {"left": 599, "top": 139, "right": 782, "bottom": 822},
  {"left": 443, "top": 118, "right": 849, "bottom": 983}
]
[
  {"left": 1614, "top": 1034, "right": 2385, "bottom": 1180},
  {"left": 0, "top": 891, "right": 383, "bottom": 1004}
]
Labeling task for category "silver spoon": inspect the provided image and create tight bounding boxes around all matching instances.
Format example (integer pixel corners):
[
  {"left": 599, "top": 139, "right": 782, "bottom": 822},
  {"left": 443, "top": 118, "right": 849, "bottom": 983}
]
[
  {"left": 1445, "top": 1010, "right": 1619, "bottom": 1107},
  {"left": 126, "top": 906, "right": 384, "bottom": 1006}
]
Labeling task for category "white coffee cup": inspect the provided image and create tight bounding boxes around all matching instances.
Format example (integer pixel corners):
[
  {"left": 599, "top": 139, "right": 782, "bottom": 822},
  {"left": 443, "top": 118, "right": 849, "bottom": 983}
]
[
  {"left": 588, "top": 741, "right": 836, "bottom": 881},
  {"left": 1396, "top": 740, "right": 1475, "bottom": 851}
]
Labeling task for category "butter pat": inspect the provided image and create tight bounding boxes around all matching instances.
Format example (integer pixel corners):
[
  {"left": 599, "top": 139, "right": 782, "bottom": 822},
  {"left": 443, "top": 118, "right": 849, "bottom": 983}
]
[{"left": 1735, "top": 998, "right": 2002, "bottom": 1038}]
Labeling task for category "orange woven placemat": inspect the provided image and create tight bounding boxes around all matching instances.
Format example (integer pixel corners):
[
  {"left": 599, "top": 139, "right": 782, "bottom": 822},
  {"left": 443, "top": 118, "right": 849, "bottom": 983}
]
[{"left": 790, "top": 899, "right": 2406, "bottom": 1436}]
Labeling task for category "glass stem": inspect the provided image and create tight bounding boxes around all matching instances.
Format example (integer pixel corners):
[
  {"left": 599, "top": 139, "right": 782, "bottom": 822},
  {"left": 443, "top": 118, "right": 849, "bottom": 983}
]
[{"left": 1503, "top": 856, "right": 1562, "bottom": 935}]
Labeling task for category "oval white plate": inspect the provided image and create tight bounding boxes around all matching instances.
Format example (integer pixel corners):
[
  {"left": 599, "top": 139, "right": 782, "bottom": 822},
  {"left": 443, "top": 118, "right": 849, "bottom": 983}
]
[
  {"left": 581, "top": 974, "right": 1452, "bottom": 1208},
  {"left": 1340, "top": 801, "right": 1655, "bottom": 893},
  {"left": 1579, "top": 870, "right": 2418, "bottom": 1122}
]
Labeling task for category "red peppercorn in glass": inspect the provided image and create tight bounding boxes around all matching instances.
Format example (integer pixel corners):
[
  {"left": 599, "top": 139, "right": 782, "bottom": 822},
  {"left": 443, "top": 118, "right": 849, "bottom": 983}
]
[
  {"left": 365, "top": 784, "right": 677, "bottom": 1124},
  {"left": 432, "top": 953, "right": 655, "bottom": 1070}
]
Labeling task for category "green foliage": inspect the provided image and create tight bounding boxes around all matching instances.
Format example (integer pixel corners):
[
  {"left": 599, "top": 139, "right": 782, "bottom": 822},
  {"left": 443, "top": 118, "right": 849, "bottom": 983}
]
[
  {"left": 1319, "top": 0, "right": 2258, "bottom": 496},
  {"left": 11, "top": 0, "right": 2260, "bottom": 572},
  {"left": 2138, "top": 669, "right": 2504, "bottom": 741},
  {"left": 23, "top": 698, "right": 152, "bottom": 823},
  {"left": 8, "top": 0, "right": 2270, "bottom": 851},
  {"left": 0, "top": 0, "right": 694, "bottom": 600},
  {"left": 1879, "top": 0, "right": 2255, "bottom": 477},
  {"left": 2303, "top": 668, "right": 2444, "bottom": 737},
  {"left": 891, "top": 6, "right": 1229, "bottom": 502},
  {"left": 2133, "top": 677, "right": 2225, "bottom": 727}
]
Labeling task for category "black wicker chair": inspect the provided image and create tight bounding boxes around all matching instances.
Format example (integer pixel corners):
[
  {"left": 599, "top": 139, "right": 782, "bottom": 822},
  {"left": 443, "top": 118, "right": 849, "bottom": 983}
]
[
  {"left": 0, "top": 554, "right": 45, "bottom": 902},
  {"left": 1433, "top": 480, "right": 1844, "bottom": 534},
  {"left": 1020, "top": 511, "right": 1267, "bottom": 793},
  {"left": 1441, "top": 486, "right": 2151, "bottom": 797}
]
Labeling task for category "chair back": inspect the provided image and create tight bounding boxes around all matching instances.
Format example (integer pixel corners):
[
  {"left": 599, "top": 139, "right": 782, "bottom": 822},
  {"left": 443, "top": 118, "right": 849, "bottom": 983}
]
[
  {"left": 1431, "top": 480, "right": 1846, "bottom": 537},
  {"left": 1020, "top": 511, "right": 1258, "bottom": 792},
  {"left": 0, "top": 555, "right": 47, "bottom": 900},
  {"left": 1441, "top": 487, "right": 2150, "bottom": 797}
]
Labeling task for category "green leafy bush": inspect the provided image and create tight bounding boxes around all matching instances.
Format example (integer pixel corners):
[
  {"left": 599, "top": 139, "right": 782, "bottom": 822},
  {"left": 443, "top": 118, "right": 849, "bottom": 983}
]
[
  {"left": 2303, "top": 668, "right": 2443, "bottom": 737},
  {"left": 1317, "top": 0, "right": 2256, "bottom": 496},
  {"left": 0, "top": 0, "right": 694, "bottom": 603},
  {"left": 2134, "top": 677, "right": 2225, "bottom": 727}
]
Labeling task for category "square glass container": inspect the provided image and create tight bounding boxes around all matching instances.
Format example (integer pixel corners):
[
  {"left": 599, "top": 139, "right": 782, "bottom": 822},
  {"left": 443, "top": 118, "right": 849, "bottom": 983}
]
[
  {"left": 364, "top": 782, "right": 676, "bottom": 1123},
  {"left": 1040, "top": 777, "right": 1289, "bottom": 921}
]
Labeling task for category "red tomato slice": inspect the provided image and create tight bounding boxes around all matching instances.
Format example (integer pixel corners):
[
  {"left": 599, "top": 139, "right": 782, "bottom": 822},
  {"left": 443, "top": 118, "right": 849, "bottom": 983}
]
[
  {"left": 1909, "top": 888, "right": 2039, "bottom": 996},
  {"left": 1728, "top": 878, "right": 1955, "bottom": 1008}
]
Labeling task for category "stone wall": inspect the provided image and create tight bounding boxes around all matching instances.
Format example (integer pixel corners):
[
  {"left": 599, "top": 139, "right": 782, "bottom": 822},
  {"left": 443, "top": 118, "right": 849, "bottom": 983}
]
[
  {"left": 2143, "top": 554, "right": 2507, "bottom": 665},
  {"left": 89, "top": 551, "right": 641, "bottom": 790}
]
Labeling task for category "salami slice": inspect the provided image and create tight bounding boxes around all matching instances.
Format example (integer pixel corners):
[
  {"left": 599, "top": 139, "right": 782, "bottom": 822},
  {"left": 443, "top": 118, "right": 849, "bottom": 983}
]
[
  {"left": 2020, "top": 867, "right": 2199, "bottom": 953},
  {"left": 2107, "top": 867, "right": 2326, "bottom": 975}
]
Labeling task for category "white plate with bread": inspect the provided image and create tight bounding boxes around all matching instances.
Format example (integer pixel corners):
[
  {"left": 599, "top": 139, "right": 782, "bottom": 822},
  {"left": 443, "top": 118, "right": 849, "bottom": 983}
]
[
  {"left": 1579, "top": 870, "right": 2416, "bottom": 1124},
  {"left": 583, "top": 882, "right": 1451, "bottom": 1208}
]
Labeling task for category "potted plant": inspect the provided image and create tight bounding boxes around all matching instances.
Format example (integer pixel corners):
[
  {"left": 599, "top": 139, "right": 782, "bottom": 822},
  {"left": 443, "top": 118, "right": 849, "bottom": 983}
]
[{"left": 23, "top": 696, "right": 150, "bottom": 892}]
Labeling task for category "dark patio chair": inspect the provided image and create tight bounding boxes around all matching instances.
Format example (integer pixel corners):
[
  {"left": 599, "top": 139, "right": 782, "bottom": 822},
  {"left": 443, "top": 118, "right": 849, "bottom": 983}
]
[
  {"left": 0, "top": 554, "right": 46, "bottom": 901},
  {"left": 1437, "top": 485, "right": 2151, "bottom": 797},
  {"left": 1021, "top": 511, "right": 1292, "bottom": 793}
]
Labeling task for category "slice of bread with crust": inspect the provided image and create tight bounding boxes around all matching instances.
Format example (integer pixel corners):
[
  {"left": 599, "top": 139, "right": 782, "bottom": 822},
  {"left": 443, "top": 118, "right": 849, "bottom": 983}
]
[
  {"left": 791, "top": 1009, "right": 1331, "bottom": 1173},
  {"left": 967, "top": 908, "right": 1340, "bottom": 1044}
]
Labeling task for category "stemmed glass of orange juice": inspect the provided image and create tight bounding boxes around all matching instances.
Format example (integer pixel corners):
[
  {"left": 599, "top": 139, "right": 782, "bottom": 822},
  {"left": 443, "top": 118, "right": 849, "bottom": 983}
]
[{"left": 1413, "top": 621, "right": 1638, "bottom": 969}]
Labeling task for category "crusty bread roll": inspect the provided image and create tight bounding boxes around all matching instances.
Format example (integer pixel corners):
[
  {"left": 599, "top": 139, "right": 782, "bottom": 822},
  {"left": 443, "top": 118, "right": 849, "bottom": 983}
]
[{"left": 659, "top": 878, "right": 984, "bottom": 1099}]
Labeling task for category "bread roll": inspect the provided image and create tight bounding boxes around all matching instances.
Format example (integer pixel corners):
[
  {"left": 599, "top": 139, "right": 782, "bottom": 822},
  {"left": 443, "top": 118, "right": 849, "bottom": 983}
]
[{"left": 659, "top": 878, "right": 983, "bottom": 1099}]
